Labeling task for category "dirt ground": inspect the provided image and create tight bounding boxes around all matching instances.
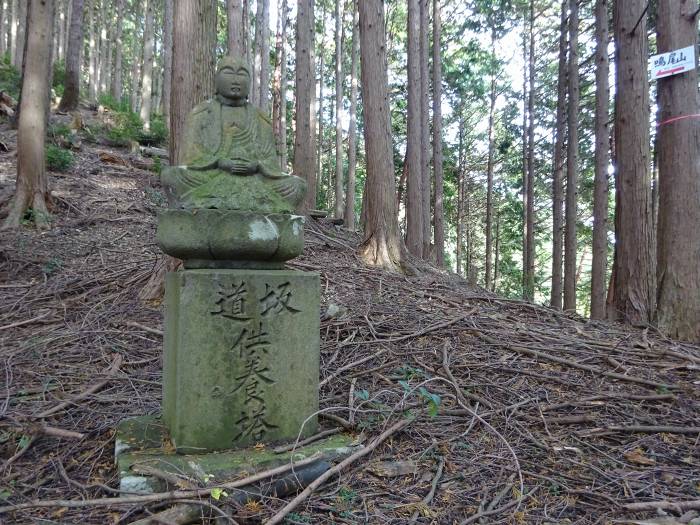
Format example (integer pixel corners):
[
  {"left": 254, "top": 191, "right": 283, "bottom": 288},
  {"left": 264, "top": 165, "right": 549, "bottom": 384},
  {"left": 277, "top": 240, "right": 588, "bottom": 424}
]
[{"left": 0, "top": 113, "right": 699, "bottom": 524}]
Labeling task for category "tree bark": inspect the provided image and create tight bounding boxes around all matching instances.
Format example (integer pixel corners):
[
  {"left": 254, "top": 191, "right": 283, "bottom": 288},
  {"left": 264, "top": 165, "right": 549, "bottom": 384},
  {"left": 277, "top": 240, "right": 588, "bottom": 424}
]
[
  {"left": 357, "top": 0, "right": 402, "bottom": 271},
  {"left": 419, "top": 0, "right": 430, "bottom": 259},
  {"left": 590, "top": 0, "right": 610, "bottom": 319},
  {"left": 432, "top": 0, "right": 444, "bottom": 267},
  {"left": 405, "top": 0, "right": 423, "bottom": 256},
  {"left": 333, "top": 0, "right": 343, "bottom": 219},
  {"left": 563, "top": 0, "right": 579, "bottom": 311},
  {"left": 343, "top": 0, "right": 358, "bottom": 230},
  {"left": 655, "top": 0, "right": 700, "bottom": 342},
  {"left": 170, "top": 0, "right": 216, "bottom": 164},
  {"left": 58, "top": 0, "right": 83, "bottom": 111},
  {"left": 316, "top": 8, "right": 325, "bottom": 207},
  {"left": 524, "top": 0, "right": 535, "bottom": 301},
  {"left": 3, "top": 0, "right": 54, "bottom": 230},
  {"left": 550, "top": 0, "right": 567, "bottom": 310},
  {"left": 294, "top": 0, "right": 317, "bottom": 211},
  {"left": 139, "top": 0, "right": 155, "bottom": 129},
  {"left": 129, "top": 0, "right": 142, "bottom": 113},
  {"left": 162, "top": 0, "right": 172, "bottom": 125},
  {"left": 227, "top": 0, "right": 245, "bottom": 57},
  {"left": 610, "top": 0, "right": 655, "bottom": 324}
]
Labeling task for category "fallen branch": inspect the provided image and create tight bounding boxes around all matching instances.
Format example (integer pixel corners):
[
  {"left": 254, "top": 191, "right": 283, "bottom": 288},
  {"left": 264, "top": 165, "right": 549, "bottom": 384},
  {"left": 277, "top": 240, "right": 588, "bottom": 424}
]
[
  {"left": 126, "top": 321, "right": 164, "bottom": 337},
  {"left": 623, "top": 499, "right": 700, "bottom": 512},
  {"left": 265, "top": 417, "right": 412, "bottom": 525},
  {"left": 0, "top": 454, "right": 322, "bottom": 513},
  {"left": 35, "top": 354, "right": 123, "bottom": 419},
  {"left": 409, "top": 457, "right": 445, "bottom": 522},
  {"left": 273, "top": 428, "right": 341, "bottom": 454},
  {"left": 0, "top": 312, "right": 51, "bottom": 331},
  {"left": 581, "top": 425, "right": 700, "bottom": 436}
]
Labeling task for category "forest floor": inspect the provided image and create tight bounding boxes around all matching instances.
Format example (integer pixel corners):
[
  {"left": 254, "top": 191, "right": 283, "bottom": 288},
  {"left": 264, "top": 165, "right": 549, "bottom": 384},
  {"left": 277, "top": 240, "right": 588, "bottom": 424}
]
[{"left": 0, "top": 109, "right": 699, "bottom": 525}]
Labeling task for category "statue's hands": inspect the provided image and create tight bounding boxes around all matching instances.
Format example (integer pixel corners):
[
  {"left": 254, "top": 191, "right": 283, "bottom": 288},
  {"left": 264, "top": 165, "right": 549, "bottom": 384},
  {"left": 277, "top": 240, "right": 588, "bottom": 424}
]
[{"left": 218, "top": 158, "right": 258, "bottom": 176}]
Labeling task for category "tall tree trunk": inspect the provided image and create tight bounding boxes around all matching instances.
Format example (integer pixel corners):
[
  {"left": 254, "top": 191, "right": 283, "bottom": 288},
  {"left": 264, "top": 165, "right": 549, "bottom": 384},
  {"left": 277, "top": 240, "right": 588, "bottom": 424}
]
[
  {"left": 227, "top": 0, "right": 245, "bottom": 57},
  {"left": 3, "top": 0, "right": 54, "bottom": 230},
  {"left": 271, "top": 0, "right": 288, "bottom": 168},
  {"left": 655, "top": 0, "right": 700, "bottom": 342},
  {"left": 333, "top": 0, "right": 343, "bottom": 219},
  {"left": 432, "top": 0, "right": 444, "bottom": 266},
  {"left": 294, "top": 0, "right": 316, "bottom": 211},
  {"left": 455, "top": 111, "right": 464, "bottom": 276},
  {"left": 12, "top": 0, "right": 25, "bottom": 68},
  {"left": 520, "top": 17, "right": 528, "bottom": 299},
  {"left": 98, "top": 0, "right": 109, "bottom": 94},
  {"left": 493, "top": 207, "right": 501, "bottom": 290},
  {"left": 257, "top": 0, "right": 270, "bottom": 113},
  {"left": 357, "top": 0, "right": 402, "bottom": 271},
  {"left": 10, "top": 0, "right": 17, "bottom": 64},
  {"left": 161, "top": 0, "right": 172, "bottom": 124},
  {"left": 590, "top": 0, "right": 610, "bottom": 319},
  {"left": 550, "top": 0, "right": 567, "bottom": 309},
  {"left": 524, "top": 0, "right": 536, "bottom": 301},
  {"left": 87, "top": 0, "right": 97, "bottom": 101},
  {"left": 343, "top": 0, "right": 358, "bottom": 230},
  {"left": 484, "top": 29, "right": 496, "bottom": 289},
  {"left": 405, "top": 0, "right": 423, "bottom": 256},
  {"left": 139, "top": 0, "right": 155, "bottom": 129},
  {"left": 170, "top": 0, "right": 216, "bottom": 164},
  {"left": 610, "top": 0, "right": 654, "bottom": 324},
  {"left": 419, "top": 0, "right": 430, "bottom": 259},
  {"left": 316, "top": 8, "right": 325, "bottom": 207},
  {"left": 58, "top": 0, "right": 83, "bottom": 111},
  {"left": 0, "top": 1, "right": 6, "bottom": 57},
  {"left": 563, "top": 0, "right": 579, "bottom": 311},
  {"left": 110, "top": 0, "right": 123, "bottom": 99}
]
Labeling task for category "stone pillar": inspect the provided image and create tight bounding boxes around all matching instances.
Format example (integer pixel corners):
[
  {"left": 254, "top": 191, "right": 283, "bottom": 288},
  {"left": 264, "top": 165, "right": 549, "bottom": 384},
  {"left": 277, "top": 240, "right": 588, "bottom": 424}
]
[{"left": 163, "top": 269, "right": 320, "bottom": 452}]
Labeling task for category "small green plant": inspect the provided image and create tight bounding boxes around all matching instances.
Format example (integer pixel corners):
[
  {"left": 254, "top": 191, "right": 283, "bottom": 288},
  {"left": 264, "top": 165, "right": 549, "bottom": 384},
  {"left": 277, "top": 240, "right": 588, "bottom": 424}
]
[
  {"left": 0, "top": 60, "right": 20, "bottom": 99},
  {"left": 42, "top": 257, "right": 63, "bottom": 275},
  {"left": 418, "top": 387, "right": 441, "bottom": 417},
  {"left": 152, "top": 156, "right": 162, "bottom": 175},
  {"left": 139, "top": 114, "right": 168, "bottom": 146},
  {"left": 48, "top": 123, "right": 71, "bottom": 144},
  {"left": 52, "top": 59, "right": 66, "bottom": 97},
  {"left": 98, "top": 93, "right": 130, "bottom": 112},
  {"left": 107, "top": 109, "right": 144, "bottom": 145},
  {"left": 145, "top": 187, "right": 166, "bottom": 207},
  {"left": 46, "top": 144, "right": 74, "bottom": 172}
]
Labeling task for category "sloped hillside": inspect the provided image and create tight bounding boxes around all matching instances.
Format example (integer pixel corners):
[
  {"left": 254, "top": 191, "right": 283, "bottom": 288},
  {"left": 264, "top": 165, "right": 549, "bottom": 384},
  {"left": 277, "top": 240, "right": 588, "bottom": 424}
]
[{"left": 1, "top": 125, "right": 699, "bottom": 524}]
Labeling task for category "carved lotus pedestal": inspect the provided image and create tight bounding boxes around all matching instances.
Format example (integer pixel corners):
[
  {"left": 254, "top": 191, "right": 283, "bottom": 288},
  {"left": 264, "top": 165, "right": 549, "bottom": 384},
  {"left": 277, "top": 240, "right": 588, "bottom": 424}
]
[{"left": 114, "top": 210, "right": 355, "bottom": 495}]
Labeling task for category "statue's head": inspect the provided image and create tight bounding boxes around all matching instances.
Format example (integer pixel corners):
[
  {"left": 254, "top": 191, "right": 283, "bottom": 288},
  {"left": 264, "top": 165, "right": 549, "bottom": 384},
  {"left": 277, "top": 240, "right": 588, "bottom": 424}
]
[{"left": 215, "top": 56, "right": 251, "bottom": 102}]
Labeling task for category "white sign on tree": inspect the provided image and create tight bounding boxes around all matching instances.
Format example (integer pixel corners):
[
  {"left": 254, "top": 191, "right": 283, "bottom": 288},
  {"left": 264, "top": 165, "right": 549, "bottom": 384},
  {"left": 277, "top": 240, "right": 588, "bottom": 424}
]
[{"left": 650, "top": 45, "right": 696, "bottom": 80}]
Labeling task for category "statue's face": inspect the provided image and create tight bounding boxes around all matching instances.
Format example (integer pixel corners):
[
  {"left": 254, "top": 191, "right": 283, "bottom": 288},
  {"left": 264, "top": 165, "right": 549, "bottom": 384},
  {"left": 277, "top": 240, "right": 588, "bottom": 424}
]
[{"left": 216, "top": 66, "right": 250, "bottom": 101}]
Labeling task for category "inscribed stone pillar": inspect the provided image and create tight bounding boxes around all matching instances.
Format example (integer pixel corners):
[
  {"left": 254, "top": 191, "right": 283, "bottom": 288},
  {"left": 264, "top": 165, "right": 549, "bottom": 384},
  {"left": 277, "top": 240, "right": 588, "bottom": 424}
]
[{"left": 163, "top": 269, "right": 319, "bottom": 452}]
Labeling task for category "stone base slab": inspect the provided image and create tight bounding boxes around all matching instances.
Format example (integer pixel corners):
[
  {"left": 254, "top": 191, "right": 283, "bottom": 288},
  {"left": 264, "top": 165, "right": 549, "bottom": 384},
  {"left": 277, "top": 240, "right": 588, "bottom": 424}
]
[{"left": 116, "top": 416, "right": 358, "bottom": 494}]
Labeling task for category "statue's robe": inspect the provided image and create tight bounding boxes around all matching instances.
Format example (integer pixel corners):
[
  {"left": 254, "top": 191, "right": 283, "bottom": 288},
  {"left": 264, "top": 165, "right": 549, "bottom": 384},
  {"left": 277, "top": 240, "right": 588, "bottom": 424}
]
[{"left": 162, "top": 98, "right": 306, "bottom": 212}]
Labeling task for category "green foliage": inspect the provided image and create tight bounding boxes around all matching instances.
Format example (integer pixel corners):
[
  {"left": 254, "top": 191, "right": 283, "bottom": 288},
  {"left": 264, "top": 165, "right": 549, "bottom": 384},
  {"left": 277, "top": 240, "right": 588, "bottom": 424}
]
[
  {"left": 52, "top": 60, "right": 66, "bottom": 97},
  {"left": 0, "top": 60, "right": 20, "bottom": 100},
  {"left": 107, "top": 109, "right": 144, "bottom": 146},
  {"left": 139, "top": 115, "right": 168, "bottom": 146},
  {"left": 48, "top": 123, "right": 71, "bottom": 143},
  {"left": 98, "top": 93, "right": 131, "bottom": 113},
  {"left": 145, "top": 187, "right": 166, "bottom": 207},
  {"left": 46, "top": 145, "right": 74, "bottom": 172}
]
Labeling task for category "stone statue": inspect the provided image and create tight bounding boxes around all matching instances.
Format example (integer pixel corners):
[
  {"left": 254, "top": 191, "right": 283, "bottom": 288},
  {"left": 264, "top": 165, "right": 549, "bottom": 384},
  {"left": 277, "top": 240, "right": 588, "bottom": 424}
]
[{"left": 161, "top": 56, "right": 306, "bottom": 213}]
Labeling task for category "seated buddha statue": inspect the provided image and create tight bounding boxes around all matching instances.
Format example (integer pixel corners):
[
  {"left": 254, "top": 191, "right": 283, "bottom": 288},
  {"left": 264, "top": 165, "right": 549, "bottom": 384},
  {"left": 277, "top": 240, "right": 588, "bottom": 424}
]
[{"left": 161, "top": 56, "right": 306, "bottom": 213}]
